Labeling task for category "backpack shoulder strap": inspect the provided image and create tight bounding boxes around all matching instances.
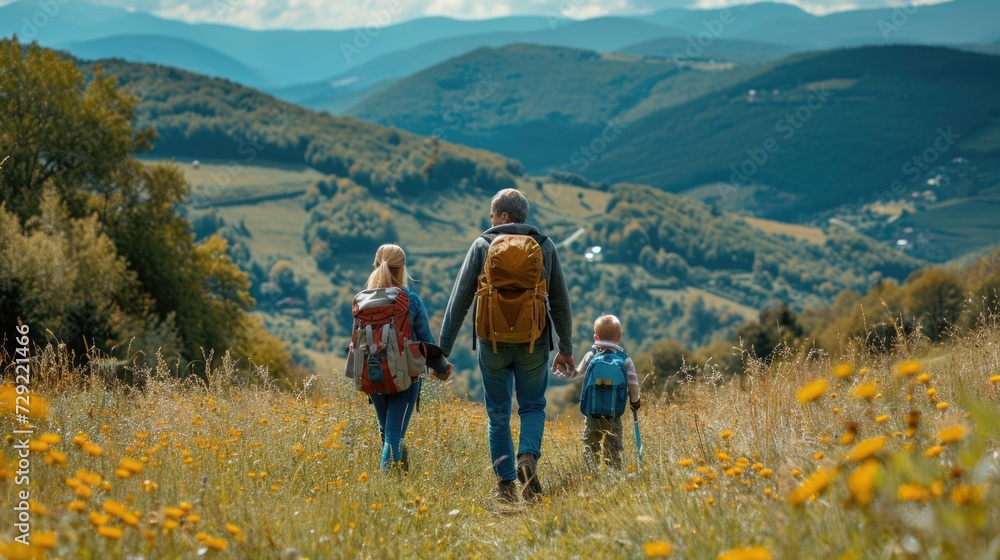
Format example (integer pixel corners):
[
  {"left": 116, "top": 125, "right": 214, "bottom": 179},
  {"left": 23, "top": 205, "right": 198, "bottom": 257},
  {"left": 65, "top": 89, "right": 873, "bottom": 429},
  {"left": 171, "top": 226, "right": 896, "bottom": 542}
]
[
  {"left": 393, "top": 288, "right": 411, "bottom": 337},
  {"left": 481, "top": 231, "right": 547, "bottom": 246}
]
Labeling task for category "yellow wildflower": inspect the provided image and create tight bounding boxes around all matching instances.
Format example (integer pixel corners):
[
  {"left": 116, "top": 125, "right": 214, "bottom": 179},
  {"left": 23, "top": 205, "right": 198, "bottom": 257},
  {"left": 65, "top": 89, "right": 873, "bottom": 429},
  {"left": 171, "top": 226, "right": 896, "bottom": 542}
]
[
  {"left": 850, "top": 383, "right": 878, "bottom": 400},
  {"left": 950, "top": 485, "right": 984, "bottom": 506},
  {"left": 44, "top": 449, "right": 67, "bottom": 466},
  {"left": 847, "top": 460, "right": 879, "bottom": 507},
  {"left": 896, "top": 361, "right": 921, "bottom": 377},
  {"left": 847, "top": 437, "right": 886, "bottom": 463},
  {"left": 27, "top": 501, "right": 47, "bottom": 516},
  {"left": 789, "top": 469, "right": 837, "bottom": 506},
  {"left": 833, "top": 363, "right": 853, "bottom": 379},
  {"left": 897, "top": 483, "right": 930, "bottom": 502},
  {"left": 0, "top": 383, "right": 49, "bottom": 419},
  {"left": 121, "top": 457, "right": 143, "bottom": 474},
  {"left": 32, "top": 532, "right": 56, "bottom": 549},
  {"left": 718, "top": 546, "right": 771, "bottom": 560},
  {"left": 643, "top": 541, "right": 672, "bottom": 557},
  {"left": 796, "top": 380, "right": 828, "bottom": 404},
  {"left": 102, "top": 500, "right": 127, "bottom": 518},
  {"left": 76, "top": 470, "right": 102, "bottom": 487},
  {"left": 938, "top": 425, "right": 967, "bottom": 444},
  {"left": 924, "top": 446, "right": 944, "bottom": 457},
  {"left": 97, "top": 526, "right": 123, "bottom": 539}
]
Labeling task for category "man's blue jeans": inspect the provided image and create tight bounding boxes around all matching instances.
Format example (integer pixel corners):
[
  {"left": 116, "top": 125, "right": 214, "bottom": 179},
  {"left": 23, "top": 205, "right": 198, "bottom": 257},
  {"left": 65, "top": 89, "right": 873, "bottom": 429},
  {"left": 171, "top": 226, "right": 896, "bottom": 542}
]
[
  {"left": 370, "top": 379, "right": 421, "bottom": 470},
  {"left": 478, "top": 339, "right": 549, "bottom": 482}
]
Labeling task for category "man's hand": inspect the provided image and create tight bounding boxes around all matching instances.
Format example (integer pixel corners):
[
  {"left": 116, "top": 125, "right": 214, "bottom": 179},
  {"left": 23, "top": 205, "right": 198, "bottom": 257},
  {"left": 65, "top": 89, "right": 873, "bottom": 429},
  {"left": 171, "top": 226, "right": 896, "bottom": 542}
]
[
  {"left": 552, "top": 353, "right": 575, "bottom": 377},
  {"left": 630, "top": 399, "right": 641, "bottom": 411}
]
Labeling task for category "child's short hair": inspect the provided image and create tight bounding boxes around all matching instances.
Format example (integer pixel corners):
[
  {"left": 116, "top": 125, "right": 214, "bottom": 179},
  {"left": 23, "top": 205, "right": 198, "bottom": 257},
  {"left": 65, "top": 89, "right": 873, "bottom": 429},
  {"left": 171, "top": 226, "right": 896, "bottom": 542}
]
[{"left": 594, "top": 315, "right": 622, "bottom": 341}]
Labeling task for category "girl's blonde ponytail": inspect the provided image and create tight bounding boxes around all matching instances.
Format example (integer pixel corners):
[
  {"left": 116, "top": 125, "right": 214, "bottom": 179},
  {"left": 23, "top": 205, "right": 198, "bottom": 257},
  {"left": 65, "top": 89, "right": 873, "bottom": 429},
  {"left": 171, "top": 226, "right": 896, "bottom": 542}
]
[{"left": 366, "top": 244, "right": 408, "bottom": 290}]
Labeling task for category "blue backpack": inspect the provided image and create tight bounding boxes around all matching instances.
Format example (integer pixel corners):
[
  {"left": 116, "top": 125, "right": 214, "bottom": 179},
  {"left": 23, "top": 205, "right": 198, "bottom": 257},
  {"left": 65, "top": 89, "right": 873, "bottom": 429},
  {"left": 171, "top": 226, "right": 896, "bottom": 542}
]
[{"left": 579, "top": 347, "right": 629, "bottom": 418}]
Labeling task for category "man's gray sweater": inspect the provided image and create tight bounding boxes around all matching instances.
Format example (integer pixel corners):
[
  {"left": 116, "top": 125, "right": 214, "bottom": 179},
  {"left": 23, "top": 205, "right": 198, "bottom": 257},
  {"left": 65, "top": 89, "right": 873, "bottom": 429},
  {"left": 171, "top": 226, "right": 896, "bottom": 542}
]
[{"left": 438, "top": 223, "right": 573, "bottom": 357}]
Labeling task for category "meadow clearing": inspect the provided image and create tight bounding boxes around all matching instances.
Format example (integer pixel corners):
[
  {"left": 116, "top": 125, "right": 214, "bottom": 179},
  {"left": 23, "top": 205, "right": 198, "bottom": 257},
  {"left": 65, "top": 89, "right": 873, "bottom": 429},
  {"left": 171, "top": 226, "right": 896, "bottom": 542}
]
[{"left": 1, "top": 323, "right": 999, "bottom": 560}]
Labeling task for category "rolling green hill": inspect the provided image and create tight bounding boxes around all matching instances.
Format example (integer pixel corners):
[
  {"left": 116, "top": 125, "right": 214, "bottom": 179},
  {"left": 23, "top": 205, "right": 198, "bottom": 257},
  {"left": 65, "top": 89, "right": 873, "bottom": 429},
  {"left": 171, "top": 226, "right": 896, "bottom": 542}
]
[
  {"left": 588, "top": 46, "right": 1000, "bottom": 218},
  {"left": 275, "top": 18, "right": 678, "bottom": 114},
  {"left": 349, "top": 44, "right": 1000, "bottom": 230},
  {"left": 349, "top": 44, "right": 749, "bottom": 170},
  {"left": 79, "top": 57, "right": 523, "bottom": 197}
]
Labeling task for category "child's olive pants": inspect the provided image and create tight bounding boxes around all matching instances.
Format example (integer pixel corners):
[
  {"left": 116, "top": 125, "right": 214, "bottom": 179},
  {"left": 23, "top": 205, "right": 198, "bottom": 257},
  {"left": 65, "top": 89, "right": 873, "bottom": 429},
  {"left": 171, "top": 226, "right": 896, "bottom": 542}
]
[{"left": 583, "top": 415, "right": 624, "bottom": 469}]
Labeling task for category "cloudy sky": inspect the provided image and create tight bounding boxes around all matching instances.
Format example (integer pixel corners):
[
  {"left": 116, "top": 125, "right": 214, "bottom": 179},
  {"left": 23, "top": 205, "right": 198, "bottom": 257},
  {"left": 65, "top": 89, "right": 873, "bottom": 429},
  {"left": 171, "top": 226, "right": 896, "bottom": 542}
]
[{"left": 4, "top": 0, "right": 950, "bottom": 29}]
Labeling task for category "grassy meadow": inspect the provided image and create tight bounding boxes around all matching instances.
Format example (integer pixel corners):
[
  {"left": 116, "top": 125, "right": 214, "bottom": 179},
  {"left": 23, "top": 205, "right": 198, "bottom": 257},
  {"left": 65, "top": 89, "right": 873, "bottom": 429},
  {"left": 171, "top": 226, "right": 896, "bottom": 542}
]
[{"left": 2, "top": 322, "right": 999, "bottom": 559}]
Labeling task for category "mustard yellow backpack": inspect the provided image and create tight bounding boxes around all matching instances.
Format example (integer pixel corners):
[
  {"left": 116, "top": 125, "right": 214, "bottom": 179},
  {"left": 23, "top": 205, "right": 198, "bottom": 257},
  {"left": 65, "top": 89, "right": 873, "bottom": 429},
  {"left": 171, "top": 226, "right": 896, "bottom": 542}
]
[{"left": 474, "top": 233, "right": 549, "bottom": 352}]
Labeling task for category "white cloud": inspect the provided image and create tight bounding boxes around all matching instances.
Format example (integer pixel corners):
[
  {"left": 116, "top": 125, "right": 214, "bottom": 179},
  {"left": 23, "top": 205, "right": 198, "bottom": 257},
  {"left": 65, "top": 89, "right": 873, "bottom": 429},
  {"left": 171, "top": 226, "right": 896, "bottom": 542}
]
[
  {"left": 692, "top": 0, "right": 951, "bottom": 15},
  {"left": 424, "top": 0, "right": 515, "bottom": 19},
  {"left": 77, "top": 0, "right": 953, "bottom": 29}
]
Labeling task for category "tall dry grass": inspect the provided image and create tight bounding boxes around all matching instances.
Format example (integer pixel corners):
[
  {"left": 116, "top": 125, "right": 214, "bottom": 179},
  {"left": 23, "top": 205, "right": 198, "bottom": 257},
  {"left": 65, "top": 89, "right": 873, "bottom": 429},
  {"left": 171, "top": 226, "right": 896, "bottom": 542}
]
[{"left": 1, "top": 324, "right": 998, "bottom": 559}]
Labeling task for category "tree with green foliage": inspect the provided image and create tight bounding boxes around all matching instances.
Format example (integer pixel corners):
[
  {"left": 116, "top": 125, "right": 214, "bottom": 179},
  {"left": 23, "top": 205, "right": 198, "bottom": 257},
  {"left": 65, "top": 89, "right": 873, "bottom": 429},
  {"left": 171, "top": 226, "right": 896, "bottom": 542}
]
[
  {"left": 262, "top": 260, "right": 309, "bottom": 303},
  {"left": 0, "top": 39, "right": 154, "bottom": 221},
  {"left": 732, "top": 303, "right": 804, "bottom": 364},
  {"left": 903, "top": 267, "right": 965, "bottom": 341},
  {"left": 303, "top": 184, "right": 396, "bottom": 262},
  {"left": 966, "top": 275, "right": 1000, "bottom": 328},
  {"left": 0, "top": 38, "right": 297, "bottom": 382},
  {"left": 633, "top": 339, "right": 691, "bottom": 395},
  {"left": 0, "top": 192, "right": 150, "bottom": 356}
]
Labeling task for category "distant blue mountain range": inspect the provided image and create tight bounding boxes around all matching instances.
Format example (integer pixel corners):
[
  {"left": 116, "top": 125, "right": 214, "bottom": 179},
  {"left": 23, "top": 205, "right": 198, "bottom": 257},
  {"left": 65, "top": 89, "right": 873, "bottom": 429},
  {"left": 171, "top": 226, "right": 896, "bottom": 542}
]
[{"left": 2, "top": 0, "right": 997, "bottom": 111}]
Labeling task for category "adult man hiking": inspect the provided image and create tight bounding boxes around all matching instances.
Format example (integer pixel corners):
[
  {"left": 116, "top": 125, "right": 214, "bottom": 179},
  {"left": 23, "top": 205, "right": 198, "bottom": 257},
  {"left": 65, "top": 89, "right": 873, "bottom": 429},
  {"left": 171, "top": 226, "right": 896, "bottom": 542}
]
[{"left": 438, "top": 188, "right": 574, "bottom": 503}]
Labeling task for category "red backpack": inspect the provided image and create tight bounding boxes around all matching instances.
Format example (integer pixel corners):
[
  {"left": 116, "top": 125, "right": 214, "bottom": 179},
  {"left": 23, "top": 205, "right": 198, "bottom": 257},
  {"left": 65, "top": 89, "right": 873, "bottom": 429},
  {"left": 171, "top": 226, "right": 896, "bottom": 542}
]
[{"left": 344, "top": 287, "right": 426, "bottom": 394}]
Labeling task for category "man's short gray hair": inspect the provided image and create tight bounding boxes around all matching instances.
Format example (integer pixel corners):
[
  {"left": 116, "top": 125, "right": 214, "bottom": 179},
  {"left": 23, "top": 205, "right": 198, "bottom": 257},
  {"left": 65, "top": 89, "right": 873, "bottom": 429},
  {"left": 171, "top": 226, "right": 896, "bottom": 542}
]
[{"left": 491, "top": 188, "right": 529, "bottom": 224}]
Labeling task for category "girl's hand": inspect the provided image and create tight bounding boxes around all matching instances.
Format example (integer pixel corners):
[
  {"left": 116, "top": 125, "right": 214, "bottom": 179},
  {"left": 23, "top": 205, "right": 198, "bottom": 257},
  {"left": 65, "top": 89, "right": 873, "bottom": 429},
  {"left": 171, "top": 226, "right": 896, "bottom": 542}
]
[{"left": 432, "top": 360, "right": 453, "bottom": 382}]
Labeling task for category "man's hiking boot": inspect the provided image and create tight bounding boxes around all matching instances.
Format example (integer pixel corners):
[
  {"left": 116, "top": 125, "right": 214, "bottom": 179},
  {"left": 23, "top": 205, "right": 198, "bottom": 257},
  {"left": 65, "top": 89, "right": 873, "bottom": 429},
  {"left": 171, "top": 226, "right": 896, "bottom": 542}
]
[
  {"left": 517, "top": 453, "right": 542, "bottom": 502},
  {"left": 399, "top": 443, "right": 409, "bottom": 473},
  {"left": 495, "top": 480, "right": 518, "bottom": 504}
]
